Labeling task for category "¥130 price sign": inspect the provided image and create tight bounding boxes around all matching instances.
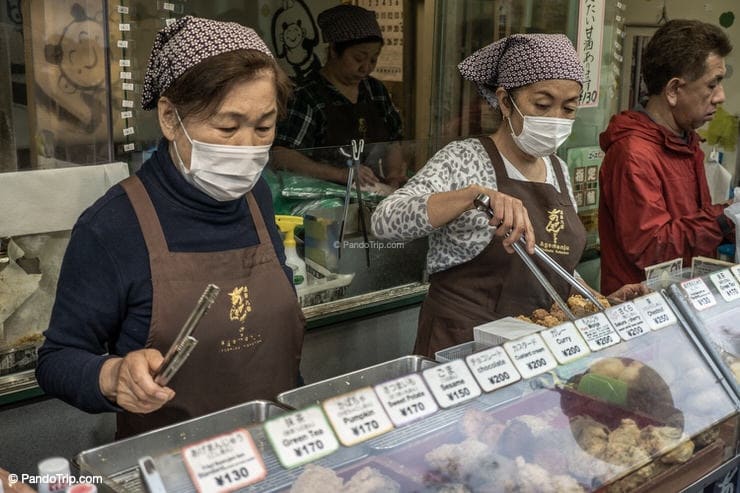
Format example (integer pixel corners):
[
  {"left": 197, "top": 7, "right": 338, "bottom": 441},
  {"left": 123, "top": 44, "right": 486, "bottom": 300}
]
[{"left": 681, "top": 278, "right": 717, "bottom": 311}]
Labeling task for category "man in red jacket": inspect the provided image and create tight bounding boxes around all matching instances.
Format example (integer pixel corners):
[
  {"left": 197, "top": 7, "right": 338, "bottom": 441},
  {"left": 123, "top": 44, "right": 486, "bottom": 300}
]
[{"left": 599, "top": 20, "right": 733, "bottom": 294}]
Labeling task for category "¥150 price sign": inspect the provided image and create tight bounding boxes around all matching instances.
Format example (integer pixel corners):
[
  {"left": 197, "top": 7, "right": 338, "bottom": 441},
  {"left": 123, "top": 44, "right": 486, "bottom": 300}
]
[{"left": 422, "top": 359, "right": 481, "bottom": 409}]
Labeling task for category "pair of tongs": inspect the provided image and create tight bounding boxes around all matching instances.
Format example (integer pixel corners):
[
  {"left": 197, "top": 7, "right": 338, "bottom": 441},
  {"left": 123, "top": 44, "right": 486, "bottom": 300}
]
[
  {"left": 338, "top": 139, "right": 370, "bottom": 267},
  {"left": 153, "top": 284, "right": 220, "bottom": 386},
  {"left": 473, "top": 194, "right": 604, "bottom": 321}
]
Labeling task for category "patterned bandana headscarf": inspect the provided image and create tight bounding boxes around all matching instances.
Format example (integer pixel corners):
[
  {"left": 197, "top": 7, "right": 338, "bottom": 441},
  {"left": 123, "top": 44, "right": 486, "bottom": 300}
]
[
  {"left": 141, "top": 16, "right": 273, "bottom": 110},
  {"left": 317, "top": 4, "right": 382, "bottom": 44},
  {"left": 458, "top": 34, "right": 584, "bottom": 108}
]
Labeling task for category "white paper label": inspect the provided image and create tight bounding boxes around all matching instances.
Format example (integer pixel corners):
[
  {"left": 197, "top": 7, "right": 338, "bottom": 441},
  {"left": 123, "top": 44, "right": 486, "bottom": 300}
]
[
  {"left": 165, "top": 17, "right": 177, "bottom": 26},
  {"left": 182, "top": 429, "right": 266, "bottom": 493},
  {"left": 465, "top": 346, "right": 521, "bottom": 392},
  {"left": 710, "top": 269, "right": 740, "bottom": 302},
  {"left": 681, "top": 278, "right": 717, "bottom": 311},
  {"left": 634, "top": 292, "right": 676, "bottom": 330},
  {"left": 540, "top": 322, "right": 591, "bottom": 364},
  {"left": 119, "top": 59, "right": 131, "bottom": 67},
  {"left": 503, "top": 333, "right": 558, "bottom": 378},
  {"left": 422, "top": 359, "right": 481, "bottom": 408},
  {"left": 122, "top": 83, "right": 134, "bottom": 91},
  {"left": 730, "top": 265, "right": 740, "bottom": 284},
  {"left": 575, "top": 313, "right": 621, "bottom": 351},
  {"left": 123, "top": 143, "right": 135, "bottom": 152},
  {"left": 264, "top": 406, "right": 339, "bottom": 469},
  {"left": 120, "top": 71, "right": 132, "bottom": 80},
  {"left": 122, "top": 99, "right": 134, "bottom": 108},
  {"left": 117, "top": 40, "right": 129, "bottom": 49},
  {"left": 605, "top": 302, "right": 650, "bottom": 340},
  {"left": 121, "top": 111, "right": 133, "bottom": 119},
  {"left": 375, "top": 374, "right": 438, "bottom": 427},
  {"left": 123, "top": 127, "right": 135, "bottom": 136},
  {"left": 322, "top": 387, "right": 394, "bottom": 447},
  {"left": 117, "top": 6, "right": 129, "bottom": 14},
  {"left": 119, "top": 23, "right": 131, "bottom": 31},
  {"left": 163, "top": 2, "right": 176, "bottom": 11}
]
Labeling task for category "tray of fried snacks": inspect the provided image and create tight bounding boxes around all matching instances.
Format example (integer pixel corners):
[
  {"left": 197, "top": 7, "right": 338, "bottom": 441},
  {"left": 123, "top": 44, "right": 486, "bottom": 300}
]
[{"left": 518, "top": 294, "right": 611, "bottom": 328}]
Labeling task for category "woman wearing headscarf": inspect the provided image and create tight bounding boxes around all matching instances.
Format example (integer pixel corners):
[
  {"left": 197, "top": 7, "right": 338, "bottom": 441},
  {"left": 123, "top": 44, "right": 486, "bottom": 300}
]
[
  {"left": 36, "top": 17, "right": 304, "bottom": 438},
  {"left": 372, "top": 34, "right": 645, "bottom": 357},
  {"left": 272, "top": 4, "right": 406, "bottom": 188}
]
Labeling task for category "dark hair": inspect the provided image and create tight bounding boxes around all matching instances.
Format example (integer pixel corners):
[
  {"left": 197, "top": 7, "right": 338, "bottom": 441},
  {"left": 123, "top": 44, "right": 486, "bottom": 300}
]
[
  {"left": 163, "top": 49, "right": 293, "bottom": 120},
  {"left": 642, "top": 20, "right": 732, "bottom": 95},
  {"left": 331, "top": 36, "right": 383, "bottom": 56}
]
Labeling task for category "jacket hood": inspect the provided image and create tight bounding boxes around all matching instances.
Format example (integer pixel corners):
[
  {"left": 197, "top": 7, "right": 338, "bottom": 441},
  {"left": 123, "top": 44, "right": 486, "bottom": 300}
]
[{"left": 599, "top": 110, "right": 700, "bottom": 156}]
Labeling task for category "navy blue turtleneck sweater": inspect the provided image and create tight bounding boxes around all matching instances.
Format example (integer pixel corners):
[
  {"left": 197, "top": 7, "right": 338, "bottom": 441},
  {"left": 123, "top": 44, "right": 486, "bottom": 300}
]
[{"left": 36, "top": 138, "right": 291, "bottom": 413}]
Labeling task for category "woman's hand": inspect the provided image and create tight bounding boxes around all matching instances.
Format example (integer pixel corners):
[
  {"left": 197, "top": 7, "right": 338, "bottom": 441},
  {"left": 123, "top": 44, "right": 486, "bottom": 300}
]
[
  {"left": 340, "top": 165, "right": 378, "bottom": 187},
  {"left": 608, "top": 283, "right": 649, "bottom": 303},
  {"left": 478, "top": 186, "right": 536, "bottom": 255},
  {"left": 99, "top": 349, "right": 175, "bottom": 414}
]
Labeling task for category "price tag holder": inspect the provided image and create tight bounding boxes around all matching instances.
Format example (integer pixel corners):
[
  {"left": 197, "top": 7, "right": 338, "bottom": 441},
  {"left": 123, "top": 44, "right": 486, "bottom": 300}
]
[
  {"left": 710, "top": 269, "right": 740, "bottom": 302},
  {"left": 634, "top": 292, "right": 676, "bottom": 330},
  {"left": 605, "top": 302, "right": 650, "bottom": 340},
  {"left": 322, "top": 387, "right": 394, "bottom": 447},
  {"left": 540, "top": 322, "right": 591, "bottom": 364},
  {"left": 681, "top": 278, "right": 717, "bottom": 311},
  {"left": 574, "top": 313, "right": 621, "bottom": 351},
  {"left": 264, "top": 406, "right": 339, "bottom": 469},
  {"left": 182, "top": 429, "right": 266, "bottom": 493},
  {"left": 730, "top": 265, "right": 740, "bottom": 284},
  {"left": 375, "top": 374, "right": 438, "bottom": 427},
  {"left": 422, "top": 359, "right": 481, "bottom": 408},
  {"left": 503, "top": 333, "right": 558, "bottom": 378},
  {"left": 465, "top": 346, "right": 521, "bottom": 392}
]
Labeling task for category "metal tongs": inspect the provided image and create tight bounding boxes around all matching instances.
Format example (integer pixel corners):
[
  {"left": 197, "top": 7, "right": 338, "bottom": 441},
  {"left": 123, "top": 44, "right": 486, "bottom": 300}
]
[
  {"left": 338, "top": 139, "right": 370, "bottom": 267},
  {"left": 153, "top": 283, "right": 220, "bottom": 386},
  {"left": 474, "top": 193, "right": 604, "bottom": 321}
]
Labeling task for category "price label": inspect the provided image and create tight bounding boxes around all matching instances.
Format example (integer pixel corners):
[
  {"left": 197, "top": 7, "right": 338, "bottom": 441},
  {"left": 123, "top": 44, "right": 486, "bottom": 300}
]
[
  {"left": 574, "top": 313, "right": 621, "bottom": 351},
  {"left": 119, "top": 59, "right": 131, "bottom": 67},
  {"left": 375, "top": 374, "right": 438, "bottom": 427},
  {"left": 119, "top": 23, "right": 131, "bottom": 32},
  {"left": 322, "top": 387, "right": 393, "bottom": 447},
  {"left": 503, "top": 333, "right": 558, "bottom": 378},
  {"left": 122, "top": 100, "right": 134, "bottom": 108},
  {"left": 634, "top": 293, "right": 676, "bottom": 330},
  {"left": 122, "top": 83, "right": 135, "bottom": 91},
  {"left": 710, "top": 269, "right": 740, "bottom": 302},
  {"left": 121, "top": 111, "right": 133, "bottom": 119},
  {"left": 120, "top": 71, "right": 132, "bottom": 80},
  {"left": 605, "top": 302, "right": 650, "bottom": 340},
  {"left": 117, "top": 6, "right": 129, "bottom": 14},
  {"left": 163, "top": 2, "right": 176, "bottom": 11},
  {"left": 731, "top": 265, "right": 740, "bottom": 283},
  {"left": 422, "top": 359, "right": 481, "bottom": 408},
  {"left": 117, "top": 40, "right": 129, "bottom": 49},
  {"left": 182, "top": 429, "right": 265, "bottom": 493},
  {"left": 681, "top": 278, "right": 717, "bottom": 311},
  {"left": 264, "top": 406, "right": 339, "bottom": 469},
  {"left": 123, "top": 143, "right": 136, "bottom": 152},
  {"left": 540, "top": 322, "right": 591, "bottom": 364},
  {"left": 165, "top": 17, "right": 177, "bottom": 27},
  {"left": 465, "top": 346, "right": 521, "bottom": 392},
  {"left": 122, "top": 127, "right": 135, "bottom": 136}
]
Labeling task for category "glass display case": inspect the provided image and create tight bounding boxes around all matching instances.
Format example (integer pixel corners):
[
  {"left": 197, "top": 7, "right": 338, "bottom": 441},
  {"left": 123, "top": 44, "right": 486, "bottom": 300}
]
[{"left": 77, "top": 289, "right": 739, "bottom": 492}]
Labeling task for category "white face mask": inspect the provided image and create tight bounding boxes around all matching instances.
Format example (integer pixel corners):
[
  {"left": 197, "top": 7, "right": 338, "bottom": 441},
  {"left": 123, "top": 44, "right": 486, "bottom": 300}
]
[
  {"left": 507, "top": 96, "right": 574, "bottom": 158},
  {"left": 173, "top": 111, "right": 271, "bottom": 201}
]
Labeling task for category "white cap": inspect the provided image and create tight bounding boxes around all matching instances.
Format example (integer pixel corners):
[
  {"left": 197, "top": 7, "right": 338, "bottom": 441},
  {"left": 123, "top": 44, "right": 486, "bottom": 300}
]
[{"left": 38, "top": 457, "right": 70, "bottom": 476}]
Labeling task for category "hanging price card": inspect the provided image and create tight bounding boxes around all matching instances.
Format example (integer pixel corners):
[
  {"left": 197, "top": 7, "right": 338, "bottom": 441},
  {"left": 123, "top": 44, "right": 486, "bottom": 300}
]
[
  {"left": 122, "top": 143, "right": 136, "bottom": 152},
  {"left": 120, "top": 71, "right": 132, "bottom": 80},
  {"left": 182, "top": 429, "right": 266, "bottom": 493},
  {"left": 117, "top": 40, "right": 129, "bottom": 49},
  {"left": 504, "top": 333, "right": 558, "bottom": 378},
  {"left": 119, "top": 59, "right": 131, "bottom": 67},
  {"left": 681, "top": 278, "right": 717, "bottom": 311},
  {"left": 375, "top": 374, "right": 438, "bottom": 427},
  {"left": 605, "top": 302, "right": 650, "bottom": 340},
  {"left": 710, "top": 269, "right": 740, "bottom": 302},
  {"left": 122, "top": 83, "right": 134, "bottom": 91},
  {"left": 123, "top": 127, "right": 135, "bottom": 136},
  {"left": 540, "top": 322, "right": 591, "bottom": 364},
  {"left": 322, "top": 387, "right": 393, "bottom": 447},
  {"left": 465, "top": 346, "right": 521, "bottom": 392},
  {"left": 122, "top": 100, "right": 134, "bottom": 108},
  {"left": 121, "top": 111, "right": 133, "bottom": 119},
  {"left": 422, "top": 359, "right": 481, "bottom": 408},
  {"left": 574, "top": 313, "right": 621, "bottom": 351},
  {"left": 264, "top": 406, "right": 339, "bottom": 469},
  {"left": 634, "top": 292, "right": 676, "bottom": 330},
  {"left": 119, "top": 23, "right": 131, "bottom": 31},
  {"left": 117, "top": 6, "right": 129, "bottom": 14}
]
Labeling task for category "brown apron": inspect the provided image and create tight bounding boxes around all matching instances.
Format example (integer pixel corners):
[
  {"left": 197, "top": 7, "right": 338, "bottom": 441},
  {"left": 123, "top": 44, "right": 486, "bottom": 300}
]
[
  {"left": 116, "top": 176, "right": 305, "bottom": 438},
  {"left": 414, "top": 137, "right": 586, "bottom": 357}
]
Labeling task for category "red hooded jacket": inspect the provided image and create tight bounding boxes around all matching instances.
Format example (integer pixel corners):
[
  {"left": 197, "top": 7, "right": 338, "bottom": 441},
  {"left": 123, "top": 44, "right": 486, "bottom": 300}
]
[{"left": 598, "top": 110, "right": 728, "bottom": 294}]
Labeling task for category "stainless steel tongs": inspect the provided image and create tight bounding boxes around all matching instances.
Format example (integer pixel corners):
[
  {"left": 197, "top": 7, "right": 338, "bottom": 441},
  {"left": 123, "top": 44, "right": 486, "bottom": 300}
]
[
  {"left": 473, "top": 193, "right": 604, "bottom": 321},
  {"left": 338, "top": 139, "right": 370, "bottom": 266}
]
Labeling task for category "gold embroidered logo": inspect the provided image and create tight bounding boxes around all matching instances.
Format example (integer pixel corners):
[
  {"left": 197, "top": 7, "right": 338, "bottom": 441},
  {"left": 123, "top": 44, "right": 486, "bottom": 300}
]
[
  {"left": 358, "top": 117, "right": 367, "bottom": 138},
  {"left": 228, "top": 286, "right": 252, "bottom": 323},
  {"left": 545, "top": 208, "right": 565, "bottom": 243}
]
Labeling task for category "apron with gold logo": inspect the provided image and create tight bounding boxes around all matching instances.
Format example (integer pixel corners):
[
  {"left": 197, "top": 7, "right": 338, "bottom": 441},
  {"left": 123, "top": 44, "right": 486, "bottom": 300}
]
[
  {"left": 116, "top": 176, "right": 304, "bottom": 438},
  {"left": 414, "top": 137, "right": 586, "bottom": 357}
]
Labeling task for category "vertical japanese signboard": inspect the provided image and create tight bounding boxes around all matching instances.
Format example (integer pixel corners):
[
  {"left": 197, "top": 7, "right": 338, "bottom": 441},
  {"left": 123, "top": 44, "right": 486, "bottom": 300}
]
[
  {"left": 358, "top": 0, "right": 403, "bottom": 82},
  {"left": 577, "top": 0, "right": 605, "bottom": 107}
]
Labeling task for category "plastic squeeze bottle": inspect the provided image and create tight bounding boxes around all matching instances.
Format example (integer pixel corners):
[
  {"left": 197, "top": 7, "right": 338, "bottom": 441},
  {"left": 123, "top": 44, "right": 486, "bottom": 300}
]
[{"left": 275, "top": 215, "right": 307, "bottom": 288}]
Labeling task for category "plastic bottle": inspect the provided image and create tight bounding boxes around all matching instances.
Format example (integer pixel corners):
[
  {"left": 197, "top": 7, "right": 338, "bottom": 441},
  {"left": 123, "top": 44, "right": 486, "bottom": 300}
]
[
  {"left": 275, "top": 215, "right": 307, "bottom": 288},
  {"left": 38, "top": 457, "right": 70, "bottom": 493}
]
